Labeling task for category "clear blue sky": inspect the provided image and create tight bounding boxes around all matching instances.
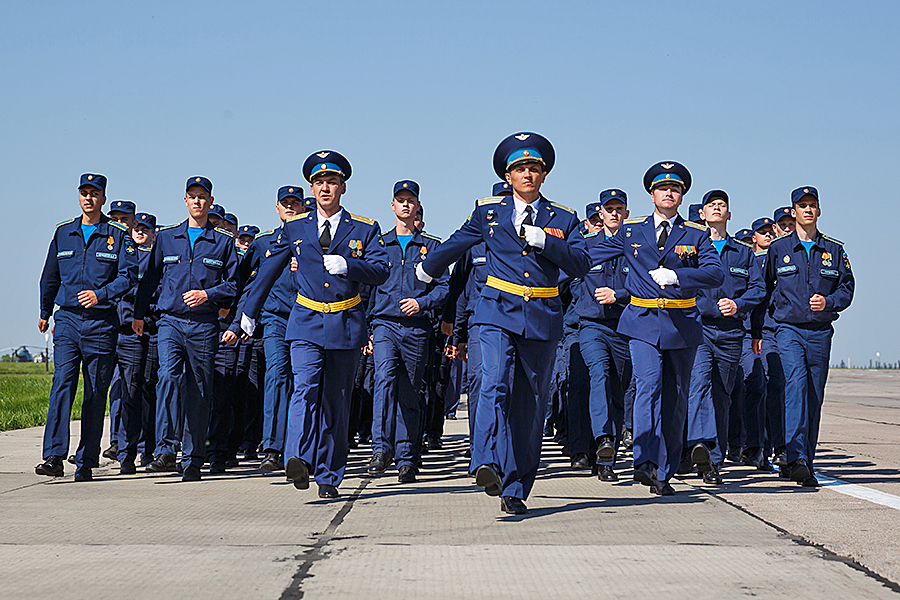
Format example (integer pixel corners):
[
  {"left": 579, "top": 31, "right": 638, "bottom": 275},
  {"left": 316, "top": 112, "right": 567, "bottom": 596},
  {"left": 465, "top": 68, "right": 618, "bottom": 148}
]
[{"left": 2, "top": 1, "right": 894, "bottom": 365}]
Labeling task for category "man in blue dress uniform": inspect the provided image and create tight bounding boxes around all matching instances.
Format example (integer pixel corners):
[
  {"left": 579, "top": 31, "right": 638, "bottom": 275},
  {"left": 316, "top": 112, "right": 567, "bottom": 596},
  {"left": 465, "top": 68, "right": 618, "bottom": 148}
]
[
  {"left": 587, "top": 162, "right": 724, "bottom": 495},
  {"left": 417, "top": 132, "right": 590, "bottom": 514},
  {"left": 237, "top": 151, "right": 389, "bottom": 498},
  {"left": 36, "top": 174, "right": 138, "bottom": 481},
  {"left": 683, "top": 190, "right": 765, "bottom": 484},
  {"left": 133, "top": 176, "right": 239, "bottom": 482},
  {"left": 763, "top": 187, "right": 854, "bottom": 487}
]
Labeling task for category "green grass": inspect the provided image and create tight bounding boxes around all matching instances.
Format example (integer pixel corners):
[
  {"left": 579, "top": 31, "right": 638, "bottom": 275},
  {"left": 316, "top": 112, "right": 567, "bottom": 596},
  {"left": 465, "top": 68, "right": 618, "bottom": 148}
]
[{"left": 0, "top": 363, "right": 85, "bottom": 431}]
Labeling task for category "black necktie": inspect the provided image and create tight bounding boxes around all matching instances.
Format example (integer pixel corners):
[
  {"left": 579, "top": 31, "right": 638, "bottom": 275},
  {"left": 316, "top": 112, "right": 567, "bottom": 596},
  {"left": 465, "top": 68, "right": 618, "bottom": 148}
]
[
  {"left": 520, "top": 205, "right": 533, "bottom": 237},
  {"left": 658, "top": 221, "right": 669, "bottom": 251},
  {"left": 320, "top": 220, "right": 331, "bottom": 252}
]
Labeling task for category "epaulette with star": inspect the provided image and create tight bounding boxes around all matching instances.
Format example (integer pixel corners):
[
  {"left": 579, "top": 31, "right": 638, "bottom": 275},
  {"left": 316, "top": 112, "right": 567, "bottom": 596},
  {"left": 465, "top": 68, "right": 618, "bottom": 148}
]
[
  {"left": 623, "top": 216, "right": 647, "bottom": 224},
  {"left": 477, "top": 196, "right": 503, "bottom": 206},
  {"left": 350, "top": 213, "right": 375, "bottom": 225},
  {"left": 55, "top": 217, "right": 78, "bottom": 228},
  {"left": 684, "top": 221, "right": 707, "bottom": 231},
  {"left": 549, "top": 201, "right": 575, "bottom": 214}
]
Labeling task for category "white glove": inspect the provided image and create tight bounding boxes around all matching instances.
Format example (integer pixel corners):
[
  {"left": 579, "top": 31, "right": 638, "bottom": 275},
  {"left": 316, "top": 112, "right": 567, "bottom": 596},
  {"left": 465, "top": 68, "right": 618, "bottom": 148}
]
[
  {"left": 522, "top": 224, "right": 546, "bottom": 249},
  {"left": 240, "top": 313, "right": 256, "bottom": 337},
  {"left": 415, "top": 262, "right": 433, "bottom": 283},
  {"left": 323, "top": 255, "right": 348, "bottom": 275},
  {"left": 649, "top": 267, "right": 678, "bottom": 287}
]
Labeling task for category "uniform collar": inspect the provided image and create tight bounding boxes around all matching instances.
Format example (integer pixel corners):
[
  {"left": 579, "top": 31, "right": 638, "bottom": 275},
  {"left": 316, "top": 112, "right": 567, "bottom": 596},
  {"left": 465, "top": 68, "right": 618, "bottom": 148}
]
[
  {"left": 66, "top": 214, "right": 111, "bottom": 235},
  {"left": 382, "top": 227, "right": 422, "bottom": 245},
  {"left": 173, "top": 219, "right": 216, "bottom": 239},
  {"left": 789, "top": 230, "right": 823, "bottom": 250}
]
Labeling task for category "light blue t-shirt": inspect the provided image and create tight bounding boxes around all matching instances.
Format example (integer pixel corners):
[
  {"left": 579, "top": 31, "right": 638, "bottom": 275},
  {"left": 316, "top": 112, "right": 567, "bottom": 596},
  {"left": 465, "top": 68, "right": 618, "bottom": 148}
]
[
  {"left": 397, "top": 234, "right": 414, "bottom": 256},
  {"left": 800, "top": 239, "right": 814, "bottom": 259},
  {"left": 188, "top": 227, "right": 203, "bottom": 251},
  {"left": 81, "top": 223, "right": 98, "bottom": 244},
  {"left": 712, "top": 239, "right": 726, "bottom": 255}
]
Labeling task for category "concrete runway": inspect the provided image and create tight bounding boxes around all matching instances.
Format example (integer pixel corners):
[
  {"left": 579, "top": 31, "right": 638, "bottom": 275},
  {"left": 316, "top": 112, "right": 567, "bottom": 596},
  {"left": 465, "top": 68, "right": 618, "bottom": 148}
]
[{"left": 1, "top": 369, "right": 898, "bottom": 599}]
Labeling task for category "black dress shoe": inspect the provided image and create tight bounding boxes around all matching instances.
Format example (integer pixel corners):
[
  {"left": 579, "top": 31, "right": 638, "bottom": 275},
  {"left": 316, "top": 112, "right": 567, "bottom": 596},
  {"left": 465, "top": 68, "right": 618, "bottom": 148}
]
[
  {"left": 801, "top": 474, "right": 820, "bottom": 488},
  {"left": 225, "top": 458, "right": 239, "bottom": 468},
  {"left": 398, "top": 465, "right": 417, "bottom": 483},
  {"left": 74, "top": 467, "right": 92, "bottom": 482},
  {"left": 182, "top": 465, "right": 201, "bottom": 482},
  {"left": 285, "top": 456, "right": 310, "bottom": 490},
  {"left": 318, "top": 484, "right": 339, "bottom": 498},
  {"left": 35, "top": 456, "right": 64, "bottom": 477},
  {"left": 367, "top": 452, "right": 390, "bottom": 476},
  {"left": 464, "top": 448, "right": 471, "bottom": 458},
  {"left": 598, "top": 465, "right": 618, "bottom": 482},
  {"left": 633, "top": 462, "right": 655, "bottom": 486},
  {"left": 595, "top": 436, "right": 616, "bottom": 463},
  {"left": 691, "top": 443, "right": 712, "bottom": 473},
  {"left": 500, "top": 496, "right": 527, "bottom": 515},
  {"left": 139, "top": 453, "right": 154, "bottom": 467},
  {"left": 176, "top": 461, "right": 184, "bottom": 474},
  {"left": 67, "top": 455, "right": 76, "bottom": 465},
  {"left": 242, "top": 449, "right": 259, "bottom": 461},
  {"left": 650, "top": 479, "right": 675, "bottom": 496},
  {"left": 260, "top": 452, "right": 283, "bottom": 471},
  {"left": 146, "top": 454, "right": 176, "bottom": 473},
  {"left": 741, "top": 447, "right": 762, "bottom": 467},
  {"left": 543, "top": 422, "right": 554, "bottom": 437},
  {"left": 102, "top": 443, "right": 118, "bottom": 461},
  {"left": 475, "top": 463, "right": 503, "bottom": 496},
  {"left": 426, "top": 436, "right": 443, "bottom": 451},
  {"left": 778, "top": 465, "right": 791, "bottom": 479},
  {"left": 358, "top": 432, "right": 372, "bottom": 444},
  {"left": 622, "top": 428, "right": 633, "bottom": 450},
  {"left": 789, "top": 458, "right": 811, "bottom": 483},
  {"left": 772, "top": 450, "right": 788, "bottom": 468},
  {"left": 570, "top": 453, "right": 590, "bottom": 470},
  {"left": 724, "top": 446, "right": 743, "bottom": 463},
  {"left": 209, "top": 461, "right": 226, "bottom": 474},
  {"left": 702, "top": 464, "right": 723, "bottom": 485},
  {"left": 119, "top": 460, "right": 137, "bottom": 475}
]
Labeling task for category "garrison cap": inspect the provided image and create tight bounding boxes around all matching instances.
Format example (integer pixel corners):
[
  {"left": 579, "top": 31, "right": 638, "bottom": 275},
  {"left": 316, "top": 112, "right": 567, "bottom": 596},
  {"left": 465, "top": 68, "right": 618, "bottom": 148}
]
[
  {"left": 208, "top": 204, "right": 225, "bottom": 219},
  {"left": 774, "top": 206, "right": 793, "bottom": 222},
  {"left": 238, "top": 225, "right": 259, "bottom": 238},
  {"left": 109, "top": 200, "right": 135, "bottom": 215},
  {"left": 734, "top": 228, "right": 753, "bottom": 242},
  {"left": 224, "top": 213, "right": 238, "bottom": 227},
  {"left": 303, "top": 150, "right": 351, "bottom": 182},
  {"left": 688, "top": 203, "right": 702, "bottom": 223},
  {"left": 751, "top": 217, "right": 774, "bottom": 232},
  {"left": 493, "top": 132, "right": 555, "bottom": 179},
  {"left": 492, "top": 181, "right": 512, "bottom": 196},
  {"left": 278, "top": 186, "right": 304, "bottom": 203},
  {"left": 186, "top": 176, "right": 213, "bottom": 194},
  {"left": 791, "top": 186, "right": 819, "bottom": 204},
  {"left": 393, "top": 180, "right": 419, "bottom": 198},
  {"left": 134, "top": 212, "right": 157, "bottom": 231},
  {"left": 79, "top": 173, "right": 107, "bottom": 192},
  {"left": 702, "top": 189, "right": 729, "bottom": 207},
  {"left": 599, "top": 188, "right": 627, "bottom": 206},
  {"left": 643, "top": 161, "right": 691, "bottom": 193}
]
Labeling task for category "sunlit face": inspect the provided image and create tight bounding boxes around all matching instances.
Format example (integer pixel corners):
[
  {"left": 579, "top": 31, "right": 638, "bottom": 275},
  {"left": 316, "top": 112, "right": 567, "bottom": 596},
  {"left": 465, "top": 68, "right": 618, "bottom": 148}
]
[
  {"left": 79, "top": 186, "right": 106, "bottom": 216},
  {"left": 700, "top": 198, "right": 729, "bottom": 224},
  {"left": 585, "top": 213, "right": 603, "bottom": 234},
  {"left": 600, "top": 199, "right": 629, "bottom": 231},
  {"left": 504, "top": 162, "right": 546, "bottom": 197},
  {"left": 792, "top": 198, "right": 820, "bottom": 227},
  {"left": 131, "top": 223, "right": 154, "bottom": 247},
  {"left": 650, "top": 183, "right": 683, "bottom": 212},
  {"left": 185, "top": 185, "right": 213, "bottom": 220},
  {"left": 392, "top": 190, "right": 420, "bottom": 220},
  {"left": 775, "top": 215, "right": 796, "bottom": 235},
  {"left": 237, "top": 234, "right": 254, "bottom": 251},
  {"left": 310, "top": 174, "right": 345, "bottom": 214},
  {"left": 108, "top": 210, "right": 135, "bottom": 232},
  {"left": 276, "top": 195, "right": 305, "bottom": 222},
  {"left": 753, "top": 224, "right": 775, "bottom": 250}
]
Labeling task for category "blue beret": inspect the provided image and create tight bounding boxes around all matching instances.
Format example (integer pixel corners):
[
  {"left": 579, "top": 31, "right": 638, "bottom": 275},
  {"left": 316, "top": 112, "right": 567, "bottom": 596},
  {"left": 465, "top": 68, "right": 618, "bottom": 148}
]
[
  {"left": 493, "top": 132, "right": 555, "bottom": 179},
  {"left": 751, "top": 217, "right": 774, "bottom": 232},
  {"left": 208, "top": 204, "right": 225, "bottom": 219},
  {"left": 773, "top": 206, "right": 793, "bottom": 221},
  {"left": 277, "top": 185, "right": 304, "bottom": 203},
  {"left": 393, "top": 180, "right": 419, "bottom": 197},
  {"left": 702, "top": 189, "right": 728, "bottom": 206},
  {"left": 492, "top": 181, "right": 512, "bottom": 196},
  {"left": 79, "top": 173, "right": 107, "bottom": 192},
  {"left": 303, "top": 150, "right": 351, "bottom": 182},
  {"left": 135, "top": 212, "right": 156, "bottom": 231},
  {"left": 734, "top": 228, "right": 753, "bottom": 241},
  {"left": 585, "top": 202, "right": 603, "bottom": 216},
  {"left": 186, "top": 176, "right": 213, "bottom": 194},
  {"left": 109, "top": 199, "right": 135, "bottom": 215},
  {"left": 239, "top": 225, "right": 259, "bottom": 237},
  {"left": 643, "top": 161, "right": 691, "bottom": 193},
  {"left": 688, "top": 204, "right": 702, "bottom": 223},
  {"left": 791, "top": 186, "right": 819, "bottom": 204},
  {"left": 224, "top": 213, "right": 238, "bottom": 227},
  {"left": 599, "top": 188, "right": 627, "bottom": 206}
]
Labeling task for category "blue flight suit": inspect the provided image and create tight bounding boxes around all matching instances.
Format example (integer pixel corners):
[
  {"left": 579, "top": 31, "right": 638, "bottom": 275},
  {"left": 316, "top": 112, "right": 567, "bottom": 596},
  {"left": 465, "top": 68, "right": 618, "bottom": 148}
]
[
  {"left": 686, "top": 236, "right": 765, "bottom": 465},
  {"left": 587, "top": 215, "right": 724, "bottom": 482},
  {"left": 134, "top": 221, "right": 239, "bottom": 468},
  {"left": 421, "top": 196, "right": 590, "bottom": 500},
  {"left": 764, "top": 231, "right": 854, "bottom": 469},
  {"left": 239, "top": 209, "right": 389, "bottom": 487},
  {"left": 574, "top": 231, "right": 632, "bottom": 464},
  {"left": 39, "top": 216, "right": 138, "bottom": 468},
  {"left": 207, "top": 268, "right": 242, "bottom": 466},
  {"left": 370, "top": 229, "right": 450, "bottom": 468}
]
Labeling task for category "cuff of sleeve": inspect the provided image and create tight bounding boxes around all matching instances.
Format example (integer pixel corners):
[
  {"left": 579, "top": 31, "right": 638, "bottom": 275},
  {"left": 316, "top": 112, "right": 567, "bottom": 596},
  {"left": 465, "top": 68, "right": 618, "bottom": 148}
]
[
  {"left": 95, "top": 288, "right": 108, "bottom": 303},
  {"left": 823, "top": 296, "right": 835, "bottom": 311}
]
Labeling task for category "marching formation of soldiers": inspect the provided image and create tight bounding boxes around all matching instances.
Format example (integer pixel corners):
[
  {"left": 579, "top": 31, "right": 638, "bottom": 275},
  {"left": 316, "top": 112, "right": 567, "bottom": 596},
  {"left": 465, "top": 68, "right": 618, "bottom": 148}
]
[{"left": 36, "top": 133, "right": 854, "bottom": 515}]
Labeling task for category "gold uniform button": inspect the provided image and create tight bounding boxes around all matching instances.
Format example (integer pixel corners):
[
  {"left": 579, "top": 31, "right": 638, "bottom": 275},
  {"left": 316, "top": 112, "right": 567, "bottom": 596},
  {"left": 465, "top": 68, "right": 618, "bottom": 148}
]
[
  {"left": 524, "top": 272, "right": 530, "bottom": 278},
  {"left": 522, "top": 250, "right": 528, "bottom": 256},
  {"left": 324, "top": 283, "right": 329, "bottom": 288}
]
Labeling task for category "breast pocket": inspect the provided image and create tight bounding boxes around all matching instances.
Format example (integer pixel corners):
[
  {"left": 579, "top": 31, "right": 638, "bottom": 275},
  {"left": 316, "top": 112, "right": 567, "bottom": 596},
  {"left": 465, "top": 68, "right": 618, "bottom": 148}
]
[
  {"left": 94, "top": 251, "right": 119, "bottom": 280},
  {"left": 729, "top": 266, "right": 750, "bottom": 294},
  {"left": 198, "top": 256, "right": 224, "bottom": 288},
  {"left": 817, "top": 268, "right": 840, "bottom": 294}
]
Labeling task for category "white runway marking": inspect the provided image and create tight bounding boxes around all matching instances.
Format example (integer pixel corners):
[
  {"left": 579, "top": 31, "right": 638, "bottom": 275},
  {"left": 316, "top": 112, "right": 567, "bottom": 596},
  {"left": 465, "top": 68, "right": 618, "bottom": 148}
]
[{"left": 818, "top": 475, "right": 900, "bottom": 511}]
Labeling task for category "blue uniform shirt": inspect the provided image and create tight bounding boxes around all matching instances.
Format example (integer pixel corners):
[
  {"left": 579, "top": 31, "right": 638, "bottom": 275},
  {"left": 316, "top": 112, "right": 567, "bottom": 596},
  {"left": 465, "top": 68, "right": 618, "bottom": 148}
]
[
  {"left": 40, "top": 216, "right": 139, "bottom": 320},
  {"left": 134, "top": 220, "right": 239, "bottom": 323},
  {"left": 764, "top": 231, "right": 854, "bottom": 325},
  {"left": 232, "top": 226, "right": 299, "bottom": 322},
  {"left": 574, "top": 231, "right": 630, "bottom": 322},
  {"left": 695, "top": 235, "right": 765, "bottom": 327},
  {"left": 117, "top": 245, "right": 160, "bottom": 332}
]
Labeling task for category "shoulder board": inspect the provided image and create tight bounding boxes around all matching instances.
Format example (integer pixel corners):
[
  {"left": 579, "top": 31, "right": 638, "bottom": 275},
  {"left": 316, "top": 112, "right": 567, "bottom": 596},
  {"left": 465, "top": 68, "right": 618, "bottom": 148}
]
[
  {"left": 623, "top": 216, "right": 647, "bottom": 224},
  {"left": 421, "top": 232, "right": 442, "bottom": 242},
  {"left": 158, "top": 223, "right": 179, "bottom": 231},
  {"left": 215, "top": 227, "right": 234, "bottom": 238},
  {"left": 684, "top": 221, "right": 707, "bottom": 231},
  {"left": 583, "top": 231, "right": 599, "bottom": 238},
  {"left": 237, "top": 248, "right": 246, "bottom": 256},
  {"left": 286, "top": 212, "right": 310, "bottom": 222},
  {"left": 822, "top": 234, "right": 844, "bottom": 246},
  {"left": 734, "top": 239, "right": 754, "bottom": 248},
  {"left": 109, "top": 221, "right": 127, "bottom": 232},
  {"left": 55, "top": 217, "right": 78, "bottom": 228},
  {"left": 138, "top": 246, "right": 152, "bottom": 253},
  {"left": 350, "top": 213, "right": 375, "bottom": 225},
  {"left": 257, "top": 228, "right": 277, "bottom": 237},
  {"left": 754, "top": 249, "right": 767, "bottom": 257},
  {"left": 549, "top": 201, "right": 575, "bottom": 214},
  {"left": 477, "top": 196, "right": 503, "bottom": 206},
  {"left": 772, "top": 233, "right": 791, "bottom": 242}
]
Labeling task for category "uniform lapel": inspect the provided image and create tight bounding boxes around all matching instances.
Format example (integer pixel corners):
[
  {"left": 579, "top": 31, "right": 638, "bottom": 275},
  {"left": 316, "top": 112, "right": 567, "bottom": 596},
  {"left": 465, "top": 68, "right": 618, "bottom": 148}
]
[
  {"left": 329, "top": 209, "right": 354, "bottom": 255},
  {"left": 534, "top": 198, "right": 553, "bottom": 230},
  {"left": 641, "top": 216, "right": 659, "bottom": 256},
  {"left": 301, "top": 212, "right": 323, "bottom": 256},
  {"left": 660, "top": 215, "right": 688, "bottom": 258},
  {"left": 495, "top": 198, "right": 522, "bottom": 245}
]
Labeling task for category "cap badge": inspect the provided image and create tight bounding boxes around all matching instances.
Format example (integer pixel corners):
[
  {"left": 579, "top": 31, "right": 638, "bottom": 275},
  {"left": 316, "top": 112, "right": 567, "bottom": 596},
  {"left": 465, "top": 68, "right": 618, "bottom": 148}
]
[
  {"left": 288, "top": 188, "right": 294, "bottom": 193},
  {"left": 610, "top": 190, "right": 616, "bottom": 196},
  {"left": 660, "top": 163, "right": 674, "bottom": 169},
  {"left": 522, "top": 150, "right": 530, "bottom": 157},
  {"left": 316, "top": 152, "right": 330, "bottom": 159},
  {"left": 665, "top": 174, "right": 671, "bottom": 180},
  {"left": 804, "top": 188, "right": 809, "bottom": 193},
  {"left": 515, "top": 134, "right": 530, "bottom": 141},
  {"left": 87, "top": 175, "right": 93, "bottom": 180},
  {"left": 403, "top": 183, "right": 408, "bottom": 188},
  {"left": 195, "top": 177, "right": 201, "bottom": 182}
]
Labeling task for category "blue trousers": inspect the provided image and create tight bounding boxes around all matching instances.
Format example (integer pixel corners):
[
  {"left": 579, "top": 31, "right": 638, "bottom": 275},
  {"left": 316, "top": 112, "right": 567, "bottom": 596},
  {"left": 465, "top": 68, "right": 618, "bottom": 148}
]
[
  {"left": 629, "top": 339, "right": 696, "bottom": 482},
  {"left": 287, "top": 341, "right": 360, "bottom": 487},
  {"left": 139, "top": 334, "right": 159, "bottom": 459},
  {"left": 115, "top": 331, "right": 150, "bottom": 462},
  {"left": 466, "top": 325, "right": 483, "bottom": 470},
  {"left": 371, "top": 320, "right": 430, "bottom": 467},
  {"left": 579, "top": 319, "right": 631, "bottom": 465},
  {"left": 563, "top": 333, "right": 590, "bottom": 458},
  {"left": 475, "top": 325, "right": 555, "bottom": 501},
  {"left": 155, "top": 316, "right": 219, "bottom": 467},
  {"left": 775, "top": 323, "right": 832, "bottom": 469},
  {"left": 236, "top": 337, "right": 264, "bottom": 451},
  {"left": 43, "top": 309, "right": 118, "bottom": 468},
  {"left": 686, "top": 325, "right": 743, "bottom": 464},
  {"left": 760, "top": 329, "right": 786, "bottom": 454},
  {"left": 108, "top": 365, "right": 123, "bottom": 446},
  {"left": 261, "top": 313, "right": 292, "bottom": 454},
  {"left": 207, "top": 335, "right": 239, "bottom": 462}
]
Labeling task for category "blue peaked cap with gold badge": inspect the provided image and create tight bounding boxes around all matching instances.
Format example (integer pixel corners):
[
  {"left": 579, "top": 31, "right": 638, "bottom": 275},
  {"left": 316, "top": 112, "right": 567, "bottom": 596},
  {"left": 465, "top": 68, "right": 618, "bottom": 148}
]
[
  {"left": 224, "top": 213, "right": 238, "bottom": 227},
  {"left": 492, "top": 132, "right": 555, "bottom": 179},
  {"left": 277, "top": 185, "right": 304, "bottom": 203},
  {"left": 493, "top": 181, "right": 512, "bottom": 196},
  {"left": 751, "top": 217, "right": 774, "bottom": 232},
  {"left": 209, "top": 203, "right": 225, "bottom": 219},
  {"left": 773, "top": 206, "right": 793, "bottom": 222},
  {"left": 303, "top": 150, "right": 352, "bottom": 182},
  {"left": 79, "top": 173, "right": 107, "bottom": 192},
  {"left": 734, "top": 228, "right": 753, "bottom": 242},
  {"left": 599, "top": 188, "right": 627, "bottom": 206},
  {"left": 643, "top": 161, "right": 691, "bottom": 194},
  {"left": 239, "top": 225, "right": 259, "bottom": 237},
  {"left": 702, "top": 189, "right": 728, "bottom": 207},
  {"left": 688, "top": 203, "right": 702, "bottom": 223},
  {"left": 135, "top": 212, "right": 156, "bottom": 231},
  {"left": 393, "top": 180, "right": 419, "bottom": 197},
  {"left": 791, "top": 186, "right": 819, "bottom": 205},
  {"left": 109, "top": 200, "right": 135, "bottom": 215},
  {"left": 186, "top": 176, "right": 213, "bottom": 194},
  {"left": 304, "top": 196, "right": 315, "bottom": 210}
]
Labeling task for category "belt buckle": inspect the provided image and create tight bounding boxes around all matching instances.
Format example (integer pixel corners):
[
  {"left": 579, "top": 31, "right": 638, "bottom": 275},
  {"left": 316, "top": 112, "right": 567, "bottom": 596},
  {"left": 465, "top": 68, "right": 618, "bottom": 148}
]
[
  {"left": 322, "top": 302, "right": 332, "bottom": 314},
  {"left": 656, "top": 298, "right": 666, "bottom": 309},
  {"left": 523, "top": 286, "right": 533, "bottom": 299}
]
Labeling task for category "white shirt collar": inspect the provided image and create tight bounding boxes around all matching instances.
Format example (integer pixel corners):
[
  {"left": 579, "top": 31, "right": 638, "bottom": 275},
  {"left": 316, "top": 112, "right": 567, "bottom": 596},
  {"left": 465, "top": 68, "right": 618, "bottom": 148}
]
[
  {"left": 317, "top": 209, "right": 343, "bottom": 236},
  {"left": 653, "top": 212, "right": 676, "bottom": 230},
  {"left": 512, "top": 196, "right": 541, "bottom": 230}
]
